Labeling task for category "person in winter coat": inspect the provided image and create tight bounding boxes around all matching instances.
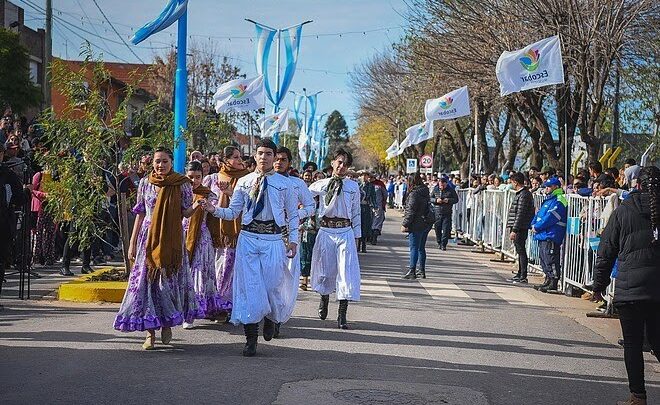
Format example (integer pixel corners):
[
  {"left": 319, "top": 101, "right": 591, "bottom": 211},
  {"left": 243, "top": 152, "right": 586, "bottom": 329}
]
[
  {"left": 401, "top": 173, "right": 432, "bottom": 279},
  {"left": 506, "top": 172, "right": 536, "bottom": 284},
  {"left": 0, "top": 143, "right": 25, "bottom": 302},
  {"left": 430, "top": 176, "right": 459, "bottom": 250},
  {"left": 532, "top": 176, "right": 567, "bottom": 292},
  {"left": 592, "top": 166, "right": 660, "bottom": 405}
]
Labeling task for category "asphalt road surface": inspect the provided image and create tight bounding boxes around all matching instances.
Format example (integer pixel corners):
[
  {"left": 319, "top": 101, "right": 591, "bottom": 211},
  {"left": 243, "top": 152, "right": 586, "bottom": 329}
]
[{"left": 1, "top": 212, "right": 658, "bottom": 404}]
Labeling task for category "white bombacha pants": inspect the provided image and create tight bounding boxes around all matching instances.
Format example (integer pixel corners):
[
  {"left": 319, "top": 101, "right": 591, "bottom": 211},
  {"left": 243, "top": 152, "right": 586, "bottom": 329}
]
[
  {"left": 311, "top": 227, "right": 361, "bottom": 301},
  {"left": 230, "top": 231, "right": 298, "bottom": 325}
]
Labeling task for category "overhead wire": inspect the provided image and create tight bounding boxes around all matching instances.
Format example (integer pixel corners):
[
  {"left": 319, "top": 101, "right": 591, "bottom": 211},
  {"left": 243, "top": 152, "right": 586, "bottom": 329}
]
[{"left": 91, "top": 0, "right": 146, "bottom": 63}]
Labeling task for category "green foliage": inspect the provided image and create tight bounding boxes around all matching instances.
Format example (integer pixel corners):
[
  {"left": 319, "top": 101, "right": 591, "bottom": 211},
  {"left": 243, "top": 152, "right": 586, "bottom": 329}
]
[
  {"left": 325, "top": 110, "right": 350, "bottom": 161},
  {"left": 0, "top": 28, "right": 41, "bottom": 113}
]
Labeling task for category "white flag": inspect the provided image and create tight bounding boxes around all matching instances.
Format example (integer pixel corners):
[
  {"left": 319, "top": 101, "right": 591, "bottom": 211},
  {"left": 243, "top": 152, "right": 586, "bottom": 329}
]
[
  {"left": 496, "top": 35, "right": 565, "bottom": 96},
  {"left": 385, "top": 140, "right": 399, "bottom": 160},
  {"left": 298, "top": 125, "right": 309, "bottom": 163},
  {"left": 214, "top": 75, "right": 264, "bottom": 113},
  {"left": 398, "top": 121, "right": 433, "bottom": 155},
  {"left": 258, "top": 109, "right": 289, "bottom": 138},
  {"left": 425, "top": 86, "right": 471, "bottom": 121}
]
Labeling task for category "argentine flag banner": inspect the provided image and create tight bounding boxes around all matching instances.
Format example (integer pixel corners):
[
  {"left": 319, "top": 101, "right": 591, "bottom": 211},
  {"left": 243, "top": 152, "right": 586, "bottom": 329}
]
[
  {"left": 425, "top": 86, "right": 471, "bottom": 121},
  {"left": 496, "top": 35, "right": 565, "bottom": 96},
  {"left": 258, "top": 109, "right": 289, "bottom": 139},
  {"left": 385, "top": 140, "right": 399, "bottom": 160},
  {"left": 213, "top": 76, "right": 264, "bottom": 113}
]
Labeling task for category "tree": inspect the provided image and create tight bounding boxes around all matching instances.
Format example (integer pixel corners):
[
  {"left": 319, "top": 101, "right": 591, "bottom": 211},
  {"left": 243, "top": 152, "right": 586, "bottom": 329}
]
[
  {"left": 0, "top": 28, "right": 41, "bottom": 113},
  {"left": 353, "top": 117, "right": 394, "bottom": 172},
  {"left": 38, "top": 50, "right": 171, "bottom": 273},
  {"left": 325, "top": 110, "right": 350, "bottom": 154}
]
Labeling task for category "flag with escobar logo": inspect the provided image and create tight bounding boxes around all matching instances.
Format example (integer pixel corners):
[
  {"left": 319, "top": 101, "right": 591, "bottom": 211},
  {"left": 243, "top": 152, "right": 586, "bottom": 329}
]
[
  {"left": 496, "top": 35, "right": 565, "bottom": 96},
  {"left": 425, "top": 86, "right": 471, "bottom": 122},
  {"left": 214, "top": 75, "right": 265, "bottom": 113}
]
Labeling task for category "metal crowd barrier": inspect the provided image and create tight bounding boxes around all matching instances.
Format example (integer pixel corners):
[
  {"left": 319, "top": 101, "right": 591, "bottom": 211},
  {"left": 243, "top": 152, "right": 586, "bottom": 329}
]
[{"left": 452, "top": 188, "right": 618, "bottom": 301}]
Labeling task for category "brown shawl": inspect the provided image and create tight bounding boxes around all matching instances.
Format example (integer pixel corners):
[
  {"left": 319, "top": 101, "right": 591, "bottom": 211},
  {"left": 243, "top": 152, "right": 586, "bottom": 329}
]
[
  {"left": 186, "top": 185, "right": 222, "bottom": 259},
  {"left": 216, "top": 163, "right": 249, "bottom": 248},
  {"left": 146, "top": 171, "right": 191, "bottom": 281}
]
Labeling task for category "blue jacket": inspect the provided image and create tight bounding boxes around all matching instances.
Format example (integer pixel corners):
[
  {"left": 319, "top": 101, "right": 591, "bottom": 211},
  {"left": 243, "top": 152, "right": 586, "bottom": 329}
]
[{"left": 532, "top": 188, "right": 568, "bottom": 244}]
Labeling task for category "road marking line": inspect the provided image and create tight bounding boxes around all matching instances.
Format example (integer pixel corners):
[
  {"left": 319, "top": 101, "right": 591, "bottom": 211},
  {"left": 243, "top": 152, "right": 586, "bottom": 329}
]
[
  {"left": 417, "top": 281, "right": 474, "bottom": 300},
  {"left": 361, "top": 279, "right": 395, "bottom": 298},
  {"left": 487, "top": 285, "right": 549, "bottom": 307}
]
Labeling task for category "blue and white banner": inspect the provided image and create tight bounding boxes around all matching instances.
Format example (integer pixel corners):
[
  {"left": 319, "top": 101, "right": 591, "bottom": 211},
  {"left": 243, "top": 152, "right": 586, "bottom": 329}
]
[
  {"left": 496, "top": 35, "right": 565, "bottom": 96},
  {"left": 298, "top": 124, "right": 310, "bottom": 164},
  {"left": 386, "top": 140, "right": 399, "bottom": 160},
  {"left": 258, "top": 108, "right": 289, "bottom": 139},
  {"left": 252, "top": 22, "right": 306, "bottom": 108},
  {"left": 131, "top": 0, "right": 188, "bottom": 45},
  {"left": 293, "top": 95, "right": 305, "bottom": 129},
  {"left": 306, "top": 93, "right": 318, "bottom": 134},
  {"left": 398, "top": 120, "right": 433, "bottom": 155},
  {"left": 425, "top": 86, "right": 471, "bottom": 121},
  {"left": 213, "top": 76, "right": 264, "bottom": 113}
]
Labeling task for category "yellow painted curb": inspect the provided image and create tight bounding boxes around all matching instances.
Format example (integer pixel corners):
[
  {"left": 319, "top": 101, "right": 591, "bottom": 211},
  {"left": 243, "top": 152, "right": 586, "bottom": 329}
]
[{"left": 58, "top": 267, "right": 128, "bottom": 303}]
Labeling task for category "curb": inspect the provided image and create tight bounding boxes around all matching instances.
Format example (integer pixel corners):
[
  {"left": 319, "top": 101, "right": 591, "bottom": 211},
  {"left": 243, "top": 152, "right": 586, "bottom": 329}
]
[{"left": 57, "top": 267, "right": 127, "bottom": 303}]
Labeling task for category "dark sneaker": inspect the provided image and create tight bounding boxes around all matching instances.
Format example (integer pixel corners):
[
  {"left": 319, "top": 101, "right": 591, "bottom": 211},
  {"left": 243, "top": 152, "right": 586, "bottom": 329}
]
[
  {"left": 513, "top": 278, "right": 528, "bottom": 284},
  {"left": 60, "top": 267, "right": 74, "bottom": 276},
  {"left": 507, "top": 276, "right": 521, "bottom": 282}
]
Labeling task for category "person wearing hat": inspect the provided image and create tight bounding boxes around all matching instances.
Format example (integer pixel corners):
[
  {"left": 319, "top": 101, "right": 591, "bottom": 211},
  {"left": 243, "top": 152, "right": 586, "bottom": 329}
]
[
  {"left": 539, "top": 166, "right": 556, "bottom": 183},
  {"left": 531, "top": 176, "right": 568, "bottom": 292},
  {"left": 430, "top": 175, "right": 458, "bottom": 251}
]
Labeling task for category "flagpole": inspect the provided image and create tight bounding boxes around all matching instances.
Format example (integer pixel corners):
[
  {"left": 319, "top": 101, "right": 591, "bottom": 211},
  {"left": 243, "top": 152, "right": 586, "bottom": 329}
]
[{"left": 173, "top": 10, "right": 188, "bottom": 173}]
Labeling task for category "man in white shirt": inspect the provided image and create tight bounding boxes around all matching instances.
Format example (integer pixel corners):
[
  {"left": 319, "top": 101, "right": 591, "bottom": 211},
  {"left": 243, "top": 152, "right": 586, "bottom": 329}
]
[
  {"left": 202, "top": 139, "right": 299, "bottom": 357},
  {"left": 273, "top": 146, "right": 316, "bottom": 337},
  {"left": 309, "top": 149, "right": 361, "bottom": 329}
]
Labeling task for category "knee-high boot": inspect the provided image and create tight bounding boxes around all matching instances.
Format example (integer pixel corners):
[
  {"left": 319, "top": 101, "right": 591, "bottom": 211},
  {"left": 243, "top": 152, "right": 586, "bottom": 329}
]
[
  {"left": 243, "top": 323, "right": 259, "bottom": 357},
  {"left": 338, "top": 300, "right": 349, "bottom": 330},
  {"left": 318, "top": 294, "right": 329, "bottom": 320}
]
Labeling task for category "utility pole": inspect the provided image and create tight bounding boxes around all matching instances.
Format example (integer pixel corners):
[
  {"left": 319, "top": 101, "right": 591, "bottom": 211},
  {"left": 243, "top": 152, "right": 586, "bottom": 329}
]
[
  {"left": 43, "top": 0, "right": 52, "bottom": 108},
  {"left": 612, "top": 61, "right": 621, "bottom": 148}
]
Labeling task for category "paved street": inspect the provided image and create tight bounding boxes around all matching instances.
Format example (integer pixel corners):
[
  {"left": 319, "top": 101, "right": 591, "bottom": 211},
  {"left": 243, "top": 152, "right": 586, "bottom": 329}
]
[{"left": 1, "top": 212, "right": 658, "bottom": 404}]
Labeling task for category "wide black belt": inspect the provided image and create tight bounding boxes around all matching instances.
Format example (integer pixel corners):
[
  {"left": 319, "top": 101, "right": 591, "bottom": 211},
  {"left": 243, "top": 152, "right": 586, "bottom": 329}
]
[
  {"left": 242, "top": 220, "right": 282, "bottom": 234},
  {"left": 320, "top": 216, "right": 351, "bottom": 229}
]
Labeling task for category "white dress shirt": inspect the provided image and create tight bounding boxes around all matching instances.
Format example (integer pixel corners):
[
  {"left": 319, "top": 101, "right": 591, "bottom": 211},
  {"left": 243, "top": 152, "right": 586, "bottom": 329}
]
[
  {"left": 287, "top": 175, "right": 316, "bottom": 220},
  {"left": 309, "top": 177, "right": 362, "bottom": 238},
  {"left": 211, "top": 171, "right": 299, "bottom": 244}
]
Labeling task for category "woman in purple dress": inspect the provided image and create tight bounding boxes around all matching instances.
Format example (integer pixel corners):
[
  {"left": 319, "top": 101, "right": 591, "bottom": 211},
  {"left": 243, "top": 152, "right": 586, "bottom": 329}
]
[
  {"left": 202, "top": 146, "right": 249, "bottom": 321},
  {"left": 114, "top": 148, "right": 199, "bottom": 350},
  {"left": 181, "top": 161, "right": 228, "bottom": 328}
]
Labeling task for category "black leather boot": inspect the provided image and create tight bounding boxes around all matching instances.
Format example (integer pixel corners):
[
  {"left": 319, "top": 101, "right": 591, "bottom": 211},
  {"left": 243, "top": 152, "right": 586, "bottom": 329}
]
[
  {"left": 263, "top": 318, "right": 275, "bottom": 341},
  {"left": 273, "top": 322, "right": 281, "bottom": 338},
  {"left": 534, "top": 276, "right": 551, "bottom": 291},
  {"left": 540, "top": 278, "right": 558, "bottom": 293},
  {"left": 337, "top": 300, "right": 349, "bottom": 329},
  {"left": 403, "top": 267, "right": 417, "bottom": 279},
  {"left": 318, "top": 294, "right": 329, "bottom": 320},
  {"left": 243, "top": 323, "right": 259, "bottom": 357}
]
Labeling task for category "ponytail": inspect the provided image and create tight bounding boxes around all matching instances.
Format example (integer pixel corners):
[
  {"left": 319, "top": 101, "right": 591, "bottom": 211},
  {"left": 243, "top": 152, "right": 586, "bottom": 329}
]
[{"left": 639, "top": 166, "right": 660, "bottom": 244}]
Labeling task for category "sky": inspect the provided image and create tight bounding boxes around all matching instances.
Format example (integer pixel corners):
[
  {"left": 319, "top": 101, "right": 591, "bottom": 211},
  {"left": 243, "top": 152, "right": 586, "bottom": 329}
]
[{"left": 18, "top": 0, "right": 408, "bottom": 131}]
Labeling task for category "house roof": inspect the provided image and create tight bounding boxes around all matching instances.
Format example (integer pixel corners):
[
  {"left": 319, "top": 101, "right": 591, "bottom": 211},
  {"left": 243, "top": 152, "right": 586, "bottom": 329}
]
[{"left": 54, "top": 58, "right": 157, "bottom": 97}]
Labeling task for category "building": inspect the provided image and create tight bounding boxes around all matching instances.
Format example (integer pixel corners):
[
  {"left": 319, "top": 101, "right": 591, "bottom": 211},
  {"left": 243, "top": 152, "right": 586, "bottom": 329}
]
[
  {"left": 50, "top": 59, "right": 156, "bottom": 133},
  {"left": 1, "top": 0, "right": 46, "bottom": 118}
]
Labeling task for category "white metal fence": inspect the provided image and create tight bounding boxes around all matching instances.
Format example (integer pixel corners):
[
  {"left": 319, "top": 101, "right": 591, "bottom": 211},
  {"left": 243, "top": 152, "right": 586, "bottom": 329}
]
[{"left": 451, "top": 188, "right": 616, "bottom": 300}]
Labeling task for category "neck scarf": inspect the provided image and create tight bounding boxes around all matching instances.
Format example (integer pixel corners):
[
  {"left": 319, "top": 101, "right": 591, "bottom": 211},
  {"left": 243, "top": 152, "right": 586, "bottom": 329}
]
[
  {"left": 216, "top": 163, "right": 250, "bottom": 248},
  {"left": 325, "top": 175, "right": 344, "bottom": 206},
  {"left": 145, "top": 170, "right": 190, "bottom": 281},
  {"left": 247, "top": 168, "right": 275, "bottom": 217},
  {"left": 186, "top": 185, "right": 222, "bottom": 259}
]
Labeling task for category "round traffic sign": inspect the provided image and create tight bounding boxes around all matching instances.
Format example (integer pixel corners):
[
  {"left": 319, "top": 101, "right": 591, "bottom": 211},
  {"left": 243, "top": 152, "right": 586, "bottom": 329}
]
[{"left": 420, "top": 154, "right": 433, "bottom": 168}]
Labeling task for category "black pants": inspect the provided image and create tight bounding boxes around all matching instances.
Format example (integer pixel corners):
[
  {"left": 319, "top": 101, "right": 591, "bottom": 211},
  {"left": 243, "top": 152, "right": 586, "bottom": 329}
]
[
  {"left": 434, "top": 214, "right": 452, "bottom": 248},
  {"left": 513, "top": 231, "right": 529, "bottom": 279},
  {"left": 616, "top": 301, "right": 660, "bottom": 396},
  {"left": 60, "top": 222, "right": 92, "bottom": 268},
  {"left": 538, "top": 240, "right": 561, "bottom": 279}
]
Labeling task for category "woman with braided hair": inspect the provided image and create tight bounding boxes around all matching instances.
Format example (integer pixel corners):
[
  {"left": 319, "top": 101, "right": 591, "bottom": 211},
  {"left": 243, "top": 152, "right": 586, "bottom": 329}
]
[{"left": 593, "top": 165, "right": 660, "bottom": 405}]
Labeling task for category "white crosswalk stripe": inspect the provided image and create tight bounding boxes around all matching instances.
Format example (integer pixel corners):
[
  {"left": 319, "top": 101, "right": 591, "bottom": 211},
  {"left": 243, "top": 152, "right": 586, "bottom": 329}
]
[
  {"left": 486, "top": 285, "right": 549, "bottom": 307},
  {"left": 358, "top": 276, "right": 549, "bottom": 307}
]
